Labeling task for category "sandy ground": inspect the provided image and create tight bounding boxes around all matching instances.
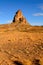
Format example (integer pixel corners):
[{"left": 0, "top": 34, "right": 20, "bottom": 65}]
[{"left": 0, "top": 23, "right": 43, "bottom": 65}]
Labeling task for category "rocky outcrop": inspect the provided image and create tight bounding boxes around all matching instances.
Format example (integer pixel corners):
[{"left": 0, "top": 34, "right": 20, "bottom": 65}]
[{"left": 13, "top": 10, "right": 29, "bottom": 25}]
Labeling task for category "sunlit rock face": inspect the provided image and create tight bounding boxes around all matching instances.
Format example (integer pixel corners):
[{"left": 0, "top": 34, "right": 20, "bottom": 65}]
[{"left": 13, "top": 10, "right": 29, "bottom": 24}]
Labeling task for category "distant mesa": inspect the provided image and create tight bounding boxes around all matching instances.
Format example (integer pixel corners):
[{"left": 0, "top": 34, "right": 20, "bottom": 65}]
[{"left": 13, "top": 10, "right": 30, "bottom": 25}]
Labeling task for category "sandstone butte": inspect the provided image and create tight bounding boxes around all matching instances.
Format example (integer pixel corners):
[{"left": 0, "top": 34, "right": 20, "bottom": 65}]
[{"left": 0, "top": 10, "right": 43, "bottom": 65}]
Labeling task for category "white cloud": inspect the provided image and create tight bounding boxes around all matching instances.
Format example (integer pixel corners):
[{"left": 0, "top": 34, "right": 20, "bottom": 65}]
[
  {"left": 7, "top": 20, "right": 12, "bottom": 23},
  {"left": 39, "top": 5, "right": 43, "bottom": 10},
  {"left": 38, "top": 4, "right": 43, "bottom": 10},
  {"left": 33, "top": 13, "right": 43, "bottom": 16}
]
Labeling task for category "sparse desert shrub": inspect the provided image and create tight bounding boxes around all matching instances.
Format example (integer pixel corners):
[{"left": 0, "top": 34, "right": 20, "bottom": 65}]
[
  {"left": 33, "top": 59, "right": 40, "bottom": 65},
  {"left": 13, "top": 61, "right": 23, "bottom": 65}
]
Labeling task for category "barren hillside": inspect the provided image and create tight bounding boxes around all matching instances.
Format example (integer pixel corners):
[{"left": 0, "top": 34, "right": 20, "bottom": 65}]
[{"left": 0, "top": 10, "right": 43, "bottom": 65}]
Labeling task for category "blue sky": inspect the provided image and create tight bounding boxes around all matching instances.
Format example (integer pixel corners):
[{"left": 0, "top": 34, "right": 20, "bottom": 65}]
[{"left": 0, "top": 0, "right": 43, "bottom": 25}]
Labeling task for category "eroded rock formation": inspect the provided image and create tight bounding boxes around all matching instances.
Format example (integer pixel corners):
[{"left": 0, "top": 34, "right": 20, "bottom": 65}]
[{"left": 13, "top": 10, "right": 29, "bottom": 24}]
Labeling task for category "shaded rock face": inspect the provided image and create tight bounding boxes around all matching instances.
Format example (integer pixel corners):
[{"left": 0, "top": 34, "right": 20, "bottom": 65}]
[{"left": 13, "top": 10, "right": 27, "bottom": 24}]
